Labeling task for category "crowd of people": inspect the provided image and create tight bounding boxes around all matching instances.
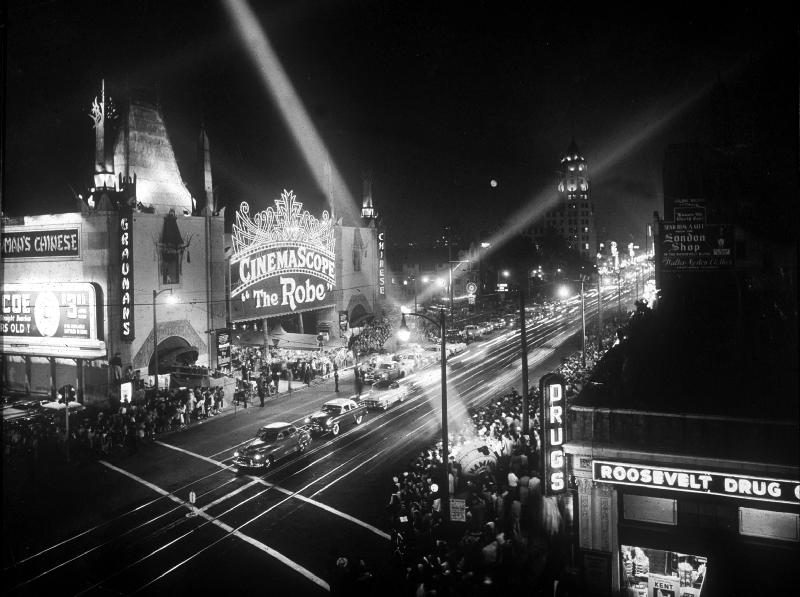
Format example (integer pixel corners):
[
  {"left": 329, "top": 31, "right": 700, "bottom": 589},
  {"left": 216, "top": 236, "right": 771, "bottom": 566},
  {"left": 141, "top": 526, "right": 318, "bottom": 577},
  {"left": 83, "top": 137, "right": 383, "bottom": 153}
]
[
  {"left": 3, "top": 385, "right": 229, "bottom": 468},
  {"left": 351, "top": 317, "right": 393, "bottom": 355},
  {"left": 369, "top": 317, "right": 627, "bottom": 596}
]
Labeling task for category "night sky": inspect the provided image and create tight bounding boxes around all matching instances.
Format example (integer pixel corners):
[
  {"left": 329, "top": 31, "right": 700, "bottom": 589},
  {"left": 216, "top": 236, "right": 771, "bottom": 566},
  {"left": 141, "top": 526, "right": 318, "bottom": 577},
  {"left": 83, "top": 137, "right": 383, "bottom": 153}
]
[{"left": 3, "top": 1, "right": 797, "bottom": 247}]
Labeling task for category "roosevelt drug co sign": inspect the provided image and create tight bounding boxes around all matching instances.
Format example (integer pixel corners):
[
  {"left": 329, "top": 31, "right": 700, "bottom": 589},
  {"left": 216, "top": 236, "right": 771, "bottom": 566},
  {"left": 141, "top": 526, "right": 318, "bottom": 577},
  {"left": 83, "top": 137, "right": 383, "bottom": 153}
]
[{"left": 229, "top": 191, "right": 336, "bottom": 321}]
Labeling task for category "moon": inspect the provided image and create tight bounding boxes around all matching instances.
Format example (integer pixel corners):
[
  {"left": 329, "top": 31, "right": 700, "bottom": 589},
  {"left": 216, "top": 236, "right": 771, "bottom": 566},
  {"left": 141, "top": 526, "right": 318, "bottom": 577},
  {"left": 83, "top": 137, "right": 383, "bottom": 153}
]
[{"left": 490, "top": 179, "right": 498, "bottom": 188}]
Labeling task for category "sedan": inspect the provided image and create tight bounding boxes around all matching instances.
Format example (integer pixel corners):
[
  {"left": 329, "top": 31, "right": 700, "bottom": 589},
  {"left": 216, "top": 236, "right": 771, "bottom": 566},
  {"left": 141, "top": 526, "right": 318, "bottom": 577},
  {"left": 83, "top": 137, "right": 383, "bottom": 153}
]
[{"left": 361, "top": 380, "right": 407, "bottom": 411}]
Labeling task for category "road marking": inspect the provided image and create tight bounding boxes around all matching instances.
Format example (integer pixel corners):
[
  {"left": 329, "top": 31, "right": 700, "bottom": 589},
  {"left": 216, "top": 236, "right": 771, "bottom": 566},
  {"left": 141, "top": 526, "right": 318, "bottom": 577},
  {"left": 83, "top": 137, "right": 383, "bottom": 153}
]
[
  {"left": 156, "top": 440, "right": 390, "bottom": 540},
  {"left": 99, "top": 460, "right": 329, "bottom": 592},
  {"left": 199, "top": 479, "right": 260, "bottom": 512}
]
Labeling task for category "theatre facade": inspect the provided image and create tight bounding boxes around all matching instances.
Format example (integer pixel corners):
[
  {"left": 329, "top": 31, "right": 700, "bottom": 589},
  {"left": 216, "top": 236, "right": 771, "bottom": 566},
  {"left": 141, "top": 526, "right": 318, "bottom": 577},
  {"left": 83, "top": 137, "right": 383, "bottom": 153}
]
[{"left": 1, "top": 88, "right": 227, "bottom": 403}]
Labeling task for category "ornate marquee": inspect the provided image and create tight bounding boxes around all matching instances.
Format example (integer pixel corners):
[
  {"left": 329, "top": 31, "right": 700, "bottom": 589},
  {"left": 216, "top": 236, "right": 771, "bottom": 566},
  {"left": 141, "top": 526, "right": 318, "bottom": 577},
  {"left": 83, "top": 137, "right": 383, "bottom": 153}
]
[
  {"left": 232, "top": 190, "right": 334, "bottom": 260},
  {"left": 229, "top": 190, "right": 336, "bottom": 320}
]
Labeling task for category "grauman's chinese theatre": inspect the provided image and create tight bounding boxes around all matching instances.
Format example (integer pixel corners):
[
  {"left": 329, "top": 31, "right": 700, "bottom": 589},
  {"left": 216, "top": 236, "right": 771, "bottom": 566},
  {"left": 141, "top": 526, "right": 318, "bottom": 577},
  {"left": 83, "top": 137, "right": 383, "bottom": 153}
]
[{"left": 1, "top": 83, "right": 226, "bottom": 403}]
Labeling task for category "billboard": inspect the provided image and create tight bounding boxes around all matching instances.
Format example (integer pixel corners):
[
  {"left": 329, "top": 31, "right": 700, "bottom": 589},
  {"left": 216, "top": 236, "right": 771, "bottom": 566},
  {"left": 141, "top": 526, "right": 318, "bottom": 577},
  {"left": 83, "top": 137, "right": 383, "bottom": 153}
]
[
  {"left": 660, "top": 222, "right": 734, "bottom": 271},
  {"left": 229, "top": 191, "right": 336, "bottom": 321},
  {"left": 0, "top": 282, "right": 105, "bottom": 358}
]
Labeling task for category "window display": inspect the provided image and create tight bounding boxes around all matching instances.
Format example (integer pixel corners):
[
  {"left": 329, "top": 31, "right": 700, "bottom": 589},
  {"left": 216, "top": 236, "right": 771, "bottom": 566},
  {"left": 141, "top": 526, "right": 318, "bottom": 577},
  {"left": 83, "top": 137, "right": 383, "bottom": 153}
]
[{"left": 621, "top": 545, "right": 706, "bottom": 597}]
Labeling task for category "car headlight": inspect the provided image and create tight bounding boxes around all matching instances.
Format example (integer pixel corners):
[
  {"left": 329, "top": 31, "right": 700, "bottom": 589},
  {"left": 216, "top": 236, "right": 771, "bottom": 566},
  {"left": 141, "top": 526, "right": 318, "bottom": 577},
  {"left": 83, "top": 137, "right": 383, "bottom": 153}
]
[
  {"left": 254, "top": 454, "right": 262, "bottom": 460},
  {"left": 304, "top": 417, "right": 311, "bottom": 424},
  {"left": 325, "top": 419, "right": 333, "bottom": 426},
  {"left": 233, "top": 451, "right": 240, "bottom": 457}
]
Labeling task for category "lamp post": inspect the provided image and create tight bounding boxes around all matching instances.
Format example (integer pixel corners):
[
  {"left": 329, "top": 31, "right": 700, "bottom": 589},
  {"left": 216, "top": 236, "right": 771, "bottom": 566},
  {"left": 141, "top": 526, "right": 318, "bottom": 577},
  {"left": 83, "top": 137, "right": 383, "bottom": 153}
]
[
  {"left": 580, "top": 277, "right": 587, "bottom": 368},
  {"left": 152, "top": 288, "right": 174, "bottom": 391},
  {"left": 398, "top": 308, "right": 450, "bottom": 527}
]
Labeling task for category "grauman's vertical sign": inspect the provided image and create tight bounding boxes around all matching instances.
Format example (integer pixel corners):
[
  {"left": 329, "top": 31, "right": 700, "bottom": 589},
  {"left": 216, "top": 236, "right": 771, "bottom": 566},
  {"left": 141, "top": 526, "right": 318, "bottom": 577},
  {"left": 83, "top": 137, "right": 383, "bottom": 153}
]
[
  {"left": 229, "top": 191, "right": 336, "bottom": 320},
  {"left": 120, "top": 210, "right": 135, "bottom": 341},
  {"left": 378, "top": 230, "right": 386, "bottom": 296},
  {"left": 540, "top": 373, "right": 567, "bottom": 496}
]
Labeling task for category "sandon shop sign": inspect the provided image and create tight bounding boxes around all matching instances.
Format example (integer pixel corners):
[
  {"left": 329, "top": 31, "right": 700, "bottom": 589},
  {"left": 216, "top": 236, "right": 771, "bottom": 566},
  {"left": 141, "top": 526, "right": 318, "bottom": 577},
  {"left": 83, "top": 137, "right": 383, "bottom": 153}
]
[
  {"left": 660, "top": 222, "right": 734, "bottom": 271},
  {"left": 229, "top": 191, "right": 336, "bottom": 320}
]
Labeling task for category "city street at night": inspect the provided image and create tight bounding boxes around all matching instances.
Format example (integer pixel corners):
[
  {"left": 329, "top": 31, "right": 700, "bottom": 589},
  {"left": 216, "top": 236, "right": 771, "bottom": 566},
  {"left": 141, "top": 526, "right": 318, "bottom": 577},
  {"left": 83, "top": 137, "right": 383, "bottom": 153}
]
[{"left": 3, "top": 2, "right": 797, "bottom": 596}]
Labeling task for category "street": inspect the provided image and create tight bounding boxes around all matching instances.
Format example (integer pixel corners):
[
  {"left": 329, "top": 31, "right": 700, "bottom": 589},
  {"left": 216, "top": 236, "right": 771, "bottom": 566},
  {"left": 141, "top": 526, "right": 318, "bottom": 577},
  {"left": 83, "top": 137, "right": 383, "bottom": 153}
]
[{"left": 4, "top": 288, "right": 628, "bottom": 596}]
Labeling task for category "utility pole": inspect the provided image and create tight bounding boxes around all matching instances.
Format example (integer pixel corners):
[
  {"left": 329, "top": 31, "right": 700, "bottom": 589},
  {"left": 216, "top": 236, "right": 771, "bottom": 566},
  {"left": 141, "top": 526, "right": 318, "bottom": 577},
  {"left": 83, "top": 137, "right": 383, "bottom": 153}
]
[
  {"left": 580, "top": 277, "right": 586, "bottom": 368},
  {"left": 597, "top": 272, "right": 603, "bottom": 350},
  {"left": 519, "top": 282, "right": 530, "bottom": 434}
]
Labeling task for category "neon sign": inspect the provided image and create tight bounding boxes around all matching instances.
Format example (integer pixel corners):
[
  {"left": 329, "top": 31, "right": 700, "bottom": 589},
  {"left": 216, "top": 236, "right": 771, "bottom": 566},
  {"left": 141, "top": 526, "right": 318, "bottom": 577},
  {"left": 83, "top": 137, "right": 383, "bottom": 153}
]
[
  {"left": 1, "top": 226, "right": 80, "bottom": 259},
  {"left": 540, "top": 373, "right": 567, "bottom": 495},
  {"left": 593, "top": 460, "right": 800, "bottom": 505},
  {"left": 378, "top": 230, "right": 385, "bottom": 296},
  {"left": 230, "top": 190, "right": 336, "bottom": 320},
  {"left": 120, "top": 211, "right": 135, "bottom": 341}
]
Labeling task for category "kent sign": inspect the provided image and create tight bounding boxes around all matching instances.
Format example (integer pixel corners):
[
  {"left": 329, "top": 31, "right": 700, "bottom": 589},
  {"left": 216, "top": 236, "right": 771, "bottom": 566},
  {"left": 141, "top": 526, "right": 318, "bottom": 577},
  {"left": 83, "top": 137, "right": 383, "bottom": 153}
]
[
  {"left": 593, "top": 460, "right": 800, "bottom": 506},
  {"left": 229, "top": 191, "right": 336, "bottom": 321},
  {"left": 540, "top": 373, "right": 567, "bottom": 495}
]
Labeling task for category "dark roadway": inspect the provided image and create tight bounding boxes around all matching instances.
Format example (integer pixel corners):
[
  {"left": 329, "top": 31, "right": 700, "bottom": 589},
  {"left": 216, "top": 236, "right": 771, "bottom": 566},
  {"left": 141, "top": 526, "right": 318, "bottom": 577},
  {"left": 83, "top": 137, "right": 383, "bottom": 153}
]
[{"left": 3, "top": 286, "right": 631, "bottom": 596}]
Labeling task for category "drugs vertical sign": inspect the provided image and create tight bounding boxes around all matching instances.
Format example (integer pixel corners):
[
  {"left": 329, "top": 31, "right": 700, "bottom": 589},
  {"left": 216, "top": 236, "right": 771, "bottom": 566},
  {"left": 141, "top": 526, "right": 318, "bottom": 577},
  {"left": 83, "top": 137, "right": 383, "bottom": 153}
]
[{"left": 540, "top": 373, "right": 567, "bottom": 496}]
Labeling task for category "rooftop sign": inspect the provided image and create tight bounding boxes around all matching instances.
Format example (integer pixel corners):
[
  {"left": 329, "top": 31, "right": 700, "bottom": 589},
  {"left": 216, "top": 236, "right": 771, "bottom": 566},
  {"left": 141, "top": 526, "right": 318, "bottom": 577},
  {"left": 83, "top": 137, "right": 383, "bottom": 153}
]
[
  {"left": 230, "top": 190, "right": 336, "bottom": 320},
  {"left": 1, "top": 225, "right": 80, "bottom": 259}
]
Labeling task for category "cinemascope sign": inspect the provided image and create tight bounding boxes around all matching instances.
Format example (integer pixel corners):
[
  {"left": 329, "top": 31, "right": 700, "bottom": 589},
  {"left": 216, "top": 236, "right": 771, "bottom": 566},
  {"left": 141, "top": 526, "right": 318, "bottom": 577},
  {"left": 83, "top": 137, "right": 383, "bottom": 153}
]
[
  {"left": 593, "top": 460, "right": 800, "bottom": 506},
  {"left": 540, "top": 373, "right": 567, "bottom": 496},
  {"left": 229, "top": 191, "right": 336, "bottom": 321}
]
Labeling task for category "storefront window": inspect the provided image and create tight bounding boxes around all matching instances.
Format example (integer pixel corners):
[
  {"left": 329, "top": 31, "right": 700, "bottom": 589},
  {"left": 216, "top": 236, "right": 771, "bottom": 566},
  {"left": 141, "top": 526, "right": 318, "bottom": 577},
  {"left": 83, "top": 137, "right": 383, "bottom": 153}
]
[{"left": 621, "top": 544, "right": 707, "bottom": 597}]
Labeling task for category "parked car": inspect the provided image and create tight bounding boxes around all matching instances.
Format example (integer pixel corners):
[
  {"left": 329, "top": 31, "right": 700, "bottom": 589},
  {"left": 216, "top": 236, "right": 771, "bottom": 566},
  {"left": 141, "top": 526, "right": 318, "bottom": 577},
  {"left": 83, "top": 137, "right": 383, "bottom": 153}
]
[
  {"left": 305, "top": 398, "right": 368, "bottom": 436},
  {"left": 232, "top": 422, "right": 311, "bottom": 471},
  {"left": 362, "top": 379, "right": 408, "bottom": 411}
]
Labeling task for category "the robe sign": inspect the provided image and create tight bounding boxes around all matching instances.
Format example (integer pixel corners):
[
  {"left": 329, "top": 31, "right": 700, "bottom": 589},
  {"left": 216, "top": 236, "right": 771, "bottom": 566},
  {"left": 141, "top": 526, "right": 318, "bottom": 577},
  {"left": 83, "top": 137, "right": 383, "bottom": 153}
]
[
  {"left": 229, "top": 191, "right": 336, "bottom": 321},
  {"left": 1, "top": 226, "right": 80, "bottom": 259},
  {"left": 540, "top": 373, "right": 567, "bottom": 495},
  {"left": 593, "top": 460, "right": 800, "bottom": 506},
  {"left": 120, "top": 212, "right": 135, "bottom": 341},
  {"left": 378, "top": 230, "right": 386, "bottom": 296}
]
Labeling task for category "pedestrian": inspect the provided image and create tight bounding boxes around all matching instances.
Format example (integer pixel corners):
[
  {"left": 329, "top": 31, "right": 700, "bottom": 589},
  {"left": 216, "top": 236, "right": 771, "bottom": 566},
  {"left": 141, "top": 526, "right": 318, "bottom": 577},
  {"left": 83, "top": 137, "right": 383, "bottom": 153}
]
[
  {"left": 258, "top": 378, "right": 266, "bottom": 407},
  {"left": 355, "top": 370, "right": 363, "bottom": 398},
  {"left": 334, "top": 364, "right": 340, "bottom": 393}
]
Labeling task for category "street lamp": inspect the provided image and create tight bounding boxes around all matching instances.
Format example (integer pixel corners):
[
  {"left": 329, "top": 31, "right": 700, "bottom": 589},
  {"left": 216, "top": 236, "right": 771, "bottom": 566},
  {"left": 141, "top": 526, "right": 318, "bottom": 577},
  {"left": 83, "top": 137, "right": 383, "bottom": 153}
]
[
  {"left": 152, "top": 288, "right": 176, "bottom": 390},
  {"left": 397, "top": 308, "right": 450, "bottom": 527},
  {"left": 557, "top": 282, "right": 587, "bottom": 367}
]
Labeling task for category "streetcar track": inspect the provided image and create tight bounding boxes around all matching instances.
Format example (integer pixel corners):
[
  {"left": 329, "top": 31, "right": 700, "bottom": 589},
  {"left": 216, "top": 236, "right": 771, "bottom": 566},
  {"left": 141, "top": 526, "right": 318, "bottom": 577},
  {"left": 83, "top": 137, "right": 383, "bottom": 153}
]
[{"left": 7, "top": 303, "right": 618, "bottom": 595}]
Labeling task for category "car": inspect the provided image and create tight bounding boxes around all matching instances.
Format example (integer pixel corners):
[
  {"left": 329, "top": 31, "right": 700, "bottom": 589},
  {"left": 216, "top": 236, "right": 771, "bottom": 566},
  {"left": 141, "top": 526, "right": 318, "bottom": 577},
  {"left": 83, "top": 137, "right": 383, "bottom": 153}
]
[
  {"left": 362, "top": 379, "right": 408, "bottom": 411},
  {"left": 463, "top": 324, "right": 481, "bottom": 340},
  {"left": 305, "top": 398, "right": 368, "bottom": 436},
  {"left": 394, "top": 353, "right": 421, "bottom": 375},
  {"left": 373, "top": 360, "right": 404, "bottom": 381},
  {"left": 232, "top": 422, "right": 311, "bottom": 471}
]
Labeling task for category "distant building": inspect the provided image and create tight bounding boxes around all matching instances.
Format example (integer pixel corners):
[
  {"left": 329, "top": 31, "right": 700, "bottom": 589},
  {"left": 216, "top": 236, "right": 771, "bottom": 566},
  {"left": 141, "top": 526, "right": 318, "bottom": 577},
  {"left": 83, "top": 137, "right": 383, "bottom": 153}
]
[{"left": 529, "top": 139, "right": 597, "bottom": 261}]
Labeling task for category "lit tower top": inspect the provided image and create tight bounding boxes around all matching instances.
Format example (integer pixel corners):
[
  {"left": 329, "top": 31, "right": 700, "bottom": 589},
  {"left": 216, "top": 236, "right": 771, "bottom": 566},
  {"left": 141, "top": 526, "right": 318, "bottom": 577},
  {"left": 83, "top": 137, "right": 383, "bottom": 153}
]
[
  {"left": 558, "top": 138, "right": 588, "bottom": 197},
  {"left": 361, "top": 170, "right": 376, "bottom": 220},
  {"left": 88, "top": 79, "right": 118, "bottom": 189}
]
